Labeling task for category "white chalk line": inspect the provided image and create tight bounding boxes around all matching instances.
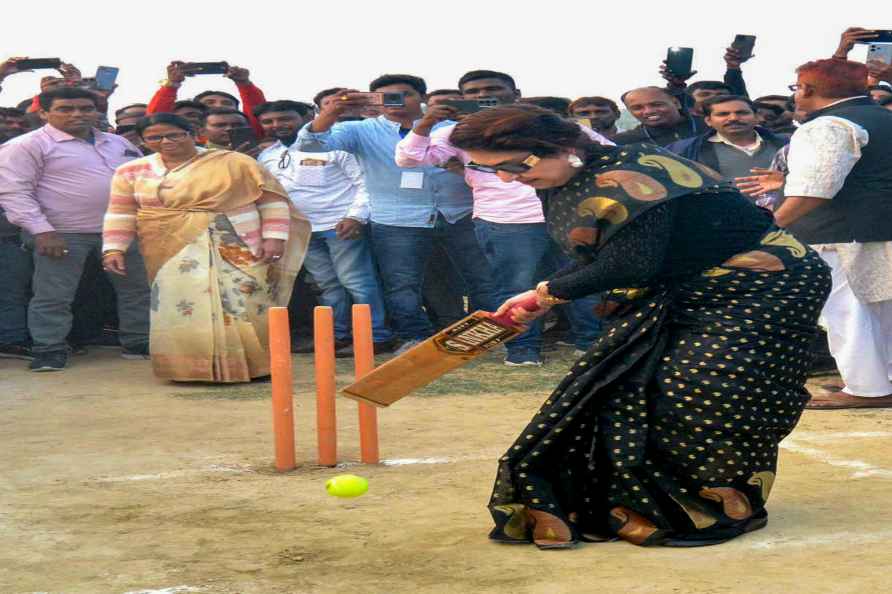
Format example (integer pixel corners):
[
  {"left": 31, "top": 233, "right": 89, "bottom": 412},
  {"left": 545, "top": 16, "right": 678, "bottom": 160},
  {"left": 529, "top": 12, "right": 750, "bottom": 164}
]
[
  {"left": 91, "top": 454, "right": 500, "bottom": 482},
  {"left": 124, "top": 586, "right": 204, "bottom": 594},
  {"left": 91, "top": 464, "right": 255, "bottom": 483},
  {"left": 747, "top": 529, "right": 892, "bottom": 550},
  {"left": 781, "top": 438, "right": 892, "bottom": 479},
  {"left": 790, "top": 430, "right": 892, "bottom": 443}
]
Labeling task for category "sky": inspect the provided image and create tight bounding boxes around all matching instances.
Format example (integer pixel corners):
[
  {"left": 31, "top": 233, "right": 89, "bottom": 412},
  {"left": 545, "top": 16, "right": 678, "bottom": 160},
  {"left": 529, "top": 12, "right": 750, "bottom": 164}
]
[{"left": 1, "top": 1, "right": 884, "bottom": 117}]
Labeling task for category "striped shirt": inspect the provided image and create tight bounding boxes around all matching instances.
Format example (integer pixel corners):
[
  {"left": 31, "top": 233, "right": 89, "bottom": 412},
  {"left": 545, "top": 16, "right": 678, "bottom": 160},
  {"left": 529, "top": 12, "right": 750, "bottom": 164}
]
[{"left": 103, "top": 151, "right": 290, "bottom": 254}]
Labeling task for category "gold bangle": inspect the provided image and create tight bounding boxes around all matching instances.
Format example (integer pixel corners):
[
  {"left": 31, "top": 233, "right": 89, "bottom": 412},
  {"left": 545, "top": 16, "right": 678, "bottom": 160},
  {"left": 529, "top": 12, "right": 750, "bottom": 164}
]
[
  {"left": 536, "top": 282, "right": 569, "bottom": 306},
  {"left": 102, "top": 249, "right": 124, "bottom": 257}
]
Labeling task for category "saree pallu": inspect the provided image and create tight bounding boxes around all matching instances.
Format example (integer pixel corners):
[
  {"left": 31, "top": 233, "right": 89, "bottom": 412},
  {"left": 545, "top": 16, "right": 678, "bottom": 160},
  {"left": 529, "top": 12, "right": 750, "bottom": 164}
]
[
  {"left": 489, "top": 229, "right": 832, "bottom": 547},
  {"left": 135, "top": 151, "right": 310, "bottom": 382}
]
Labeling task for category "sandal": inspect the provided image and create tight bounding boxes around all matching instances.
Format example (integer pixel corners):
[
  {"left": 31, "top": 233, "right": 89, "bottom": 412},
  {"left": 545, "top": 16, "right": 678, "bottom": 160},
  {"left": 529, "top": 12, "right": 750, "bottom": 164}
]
[{"left": 528, "top": 509, "right": 577, "bottom": 550}]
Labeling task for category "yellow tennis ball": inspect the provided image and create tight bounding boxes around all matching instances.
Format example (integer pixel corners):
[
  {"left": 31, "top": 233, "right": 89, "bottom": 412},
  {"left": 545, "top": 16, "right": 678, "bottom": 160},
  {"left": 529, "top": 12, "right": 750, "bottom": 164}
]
[{"left": 325, "top": 474, "right": 369, "bottom": 498}]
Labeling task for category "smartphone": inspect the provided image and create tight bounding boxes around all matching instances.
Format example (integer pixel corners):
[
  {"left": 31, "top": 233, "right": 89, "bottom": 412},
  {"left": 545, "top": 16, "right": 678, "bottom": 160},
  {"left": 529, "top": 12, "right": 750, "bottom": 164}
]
[
  {"left": 440, "top": 98, "right": 498, "bottom": 114},
  {"left": 867, "top": 43, "right": 892, "bottom": 64},
  {"left": 666, "top": 47, "right": 694, "bottom": 78},
  {"left": 94, "top": 66, "right": 119, "bottom": 91},
  {"left": 731, "top": 34, "right": 757, "bottom": 60},
  {"left": 228, "top": 126, "right": 258, "bottom": 151},
  {"left": 857, "top": 30, "right": 892, "bottom": 44},
  {"left": 348, "top": 92, "right": 406, "bottom": 106},
  {"left": 16, "top": 58, "right": 62, "bottom": 70},
  {"left": 181, "top": 61, "right": 229, "bottom": 75}
]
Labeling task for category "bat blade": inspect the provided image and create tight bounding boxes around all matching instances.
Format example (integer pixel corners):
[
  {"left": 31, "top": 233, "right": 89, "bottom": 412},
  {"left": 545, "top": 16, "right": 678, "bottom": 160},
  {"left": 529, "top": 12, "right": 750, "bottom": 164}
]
[{"left": 341, "top": 311, "right": 521, "bottom": 407}]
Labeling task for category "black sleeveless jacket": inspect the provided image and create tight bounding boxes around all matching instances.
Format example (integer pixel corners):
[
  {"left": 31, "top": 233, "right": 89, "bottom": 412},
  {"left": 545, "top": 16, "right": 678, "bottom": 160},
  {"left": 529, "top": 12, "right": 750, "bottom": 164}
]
[{"left": 788, "top": 97, "right": 892, "bottom": 244}]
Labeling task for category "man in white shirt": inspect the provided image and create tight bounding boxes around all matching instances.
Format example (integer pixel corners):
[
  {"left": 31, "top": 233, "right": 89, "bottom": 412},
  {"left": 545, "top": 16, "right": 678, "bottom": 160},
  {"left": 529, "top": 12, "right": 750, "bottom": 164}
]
[
  {"left": 776, "top": 59, "right": 892, "bottom": 409},
  {"left": 256, "top": 101, "right": 396, "bottom": 355}
]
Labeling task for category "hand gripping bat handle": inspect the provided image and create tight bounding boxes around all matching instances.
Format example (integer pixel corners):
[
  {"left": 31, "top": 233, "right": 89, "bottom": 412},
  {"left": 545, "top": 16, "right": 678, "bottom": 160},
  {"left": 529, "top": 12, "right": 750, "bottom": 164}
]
[{"left": 489, "top": 293, "right": 542, "bottom": 328}]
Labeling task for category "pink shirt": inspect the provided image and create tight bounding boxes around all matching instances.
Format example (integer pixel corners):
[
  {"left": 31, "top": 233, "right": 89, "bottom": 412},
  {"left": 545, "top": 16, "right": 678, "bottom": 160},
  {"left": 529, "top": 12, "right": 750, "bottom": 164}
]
[
  {"left": 0, "top": 124, "right": 141, "bottom": 235},
  {"left": 395, "top": 124, "right": 613, "bottom": 224}
]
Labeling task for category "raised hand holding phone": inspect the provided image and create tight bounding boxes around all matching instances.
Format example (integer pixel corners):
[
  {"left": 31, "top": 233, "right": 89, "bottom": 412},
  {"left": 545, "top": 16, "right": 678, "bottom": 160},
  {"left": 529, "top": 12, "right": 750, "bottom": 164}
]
[
  {"left": 834, "top": 27, "right": 879, "bottom": 58},
  {"left": 0, "top": 57, "right": 30, "bottom": 80}
]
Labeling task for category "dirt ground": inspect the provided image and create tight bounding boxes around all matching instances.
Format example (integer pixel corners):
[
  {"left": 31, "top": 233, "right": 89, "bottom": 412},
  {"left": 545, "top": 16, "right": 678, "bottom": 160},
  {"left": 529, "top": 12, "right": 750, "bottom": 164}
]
[{"left": 2, "top": 346, "right": 891, "bottom": 594}]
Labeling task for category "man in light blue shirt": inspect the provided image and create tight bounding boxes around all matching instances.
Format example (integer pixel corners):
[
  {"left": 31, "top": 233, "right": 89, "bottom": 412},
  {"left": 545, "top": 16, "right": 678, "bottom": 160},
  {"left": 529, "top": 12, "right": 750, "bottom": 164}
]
[{"left": 297, "top": 74, "right": 495, "bottom": 346}]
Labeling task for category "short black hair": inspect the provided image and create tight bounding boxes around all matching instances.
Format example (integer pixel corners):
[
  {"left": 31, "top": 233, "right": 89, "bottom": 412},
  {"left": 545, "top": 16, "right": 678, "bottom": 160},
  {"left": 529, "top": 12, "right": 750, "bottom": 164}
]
[
  {"left": 134, "top": 113, "right": 195, "bottom": 138},
  {"left": 752, "top": 101, "right": 785, "bottom": 116},
  {"left": 253, "top": 100, "right": 314, "bottom": 118},
  {"left": 193, "top": 90, "right": 240, "bottom": 107},
  {"left": 114, "top": 103, "right": 147, "bottom": 118},
  {"left": 518, "top": 96, "right": 572, "bottom": 116},
  {"left": 427, "top": 89, "right": 461, "bottom": 98},
  {"left": 569, "top": 96, "right": 620, "bottom": 116},
  {"left": 754, "top": 94, "right": 795, "bottom": 111},
  {"left": 173, "top": 100, "right": 209, "bottom": 113},
  {"left": 457, "top": 70, "right": 517, "bottom": 91},
  {"left": 0, "top": 107, "right": 25, "bottom": 118},
  {"left": 701, "top": 94, "right": 755, "bottom": 116},
  {"left": 369, "top": 74, "right": 427, "bottom": 96},
  {"left": 879, "top": 95, "right": 892, "bottom": 106},
  {"left": 687, "top": 80, "right": 734, "bottom": 94},
  {"left": 205, "top": 107, "right": 249, "bottom": 122},
  {"left": 16, "top": 98, "right": 33, "bottom": 112},
  {"left": 313, "top": 87, "right": 347, "bottom": 107},
  {"left": 38, "top": 87, "right": 99, "bottom": 111}
]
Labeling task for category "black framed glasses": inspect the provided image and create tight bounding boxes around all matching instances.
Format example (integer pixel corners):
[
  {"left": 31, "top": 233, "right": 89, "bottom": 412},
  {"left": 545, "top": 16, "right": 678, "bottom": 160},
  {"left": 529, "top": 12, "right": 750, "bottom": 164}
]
[
  {"left": 278, "top": 149, "right": 292, "bottom": 169},
  {"left": 142, "top": 131, "right": 190, "bottom": 143},
  {"left": 465, "top": 154, "right": 541, "bottom": 174}
]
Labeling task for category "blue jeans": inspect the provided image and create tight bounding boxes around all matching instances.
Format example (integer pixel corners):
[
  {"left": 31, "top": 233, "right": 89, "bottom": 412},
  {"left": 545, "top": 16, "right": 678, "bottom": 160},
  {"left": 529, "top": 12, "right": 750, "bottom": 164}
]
[
  {"left": 303, "top": 230, "right": 392, "bottom": 343},
  {"left": 0, "top": 235, "right": 32, "bottom": 344},
  {"left": 473, "top": 220, "right": 551, "bottom": 355},
  {"left": 370, "top": 215, "right": 496, "bottom": 341}
]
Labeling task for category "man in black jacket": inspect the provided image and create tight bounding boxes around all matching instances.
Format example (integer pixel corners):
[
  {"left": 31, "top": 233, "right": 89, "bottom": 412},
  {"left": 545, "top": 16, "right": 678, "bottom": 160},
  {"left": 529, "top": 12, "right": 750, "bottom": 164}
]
[
  {"left": 776, "top": 58, "right": 892, "bottom": 409},
  {"left": 613, "top": 87, "right": 706, "bottom": 146},
  {"left": 666, "top": 95, "right": 788, "bottom": 182}
]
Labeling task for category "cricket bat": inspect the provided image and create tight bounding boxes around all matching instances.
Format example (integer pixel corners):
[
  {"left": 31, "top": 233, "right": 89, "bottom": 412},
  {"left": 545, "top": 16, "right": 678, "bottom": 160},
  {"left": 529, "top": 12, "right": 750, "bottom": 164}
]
[{"left": 341, "top": 295, "right": 540, "bottom": 407}]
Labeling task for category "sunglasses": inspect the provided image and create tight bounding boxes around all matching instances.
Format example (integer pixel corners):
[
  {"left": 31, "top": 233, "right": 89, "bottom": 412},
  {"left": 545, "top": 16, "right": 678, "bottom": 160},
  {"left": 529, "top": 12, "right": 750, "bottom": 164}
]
[{"left": 466, "top": 154, "right": 541, "bottom": 174}]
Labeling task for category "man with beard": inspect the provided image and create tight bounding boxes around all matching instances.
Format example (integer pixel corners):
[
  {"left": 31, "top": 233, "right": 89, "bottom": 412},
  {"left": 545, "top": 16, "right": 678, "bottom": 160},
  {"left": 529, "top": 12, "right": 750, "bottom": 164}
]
[{"left": 256, "top": 100, "right": 395, "bottom": 356}]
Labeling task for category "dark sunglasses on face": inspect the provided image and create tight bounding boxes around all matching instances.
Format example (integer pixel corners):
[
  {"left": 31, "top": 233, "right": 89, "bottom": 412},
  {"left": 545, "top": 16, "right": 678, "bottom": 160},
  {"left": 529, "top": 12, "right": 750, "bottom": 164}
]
[{"left": 465, "top": 154, "right": 541, "bottom": 174}]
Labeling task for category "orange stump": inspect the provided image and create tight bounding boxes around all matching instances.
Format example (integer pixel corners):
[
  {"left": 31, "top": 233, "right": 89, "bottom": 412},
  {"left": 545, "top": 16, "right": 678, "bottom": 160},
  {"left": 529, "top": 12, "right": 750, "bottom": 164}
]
[
  {"left": 314, "top": 306, "right": 338, "bottom": 466},
  {"left": 269, "top": 307, "right": 296, "bottom": 472},
  {"left": 352, "top": 304, "right": 380, "bottom": 464}
]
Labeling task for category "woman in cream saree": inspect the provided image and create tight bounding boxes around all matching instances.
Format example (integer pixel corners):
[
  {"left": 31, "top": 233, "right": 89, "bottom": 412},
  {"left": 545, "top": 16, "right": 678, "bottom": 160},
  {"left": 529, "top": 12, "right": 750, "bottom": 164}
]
[{"left": 102, "top": 114, "right": 310, "bottom": 382}]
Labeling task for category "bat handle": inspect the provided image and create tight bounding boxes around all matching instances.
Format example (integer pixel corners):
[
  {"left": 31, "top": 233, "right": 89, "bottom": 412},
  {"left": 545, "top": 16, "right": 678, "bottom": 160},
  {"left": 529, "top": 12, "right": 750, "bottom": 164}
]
[{"left": 490, "top": 293, "right": 542, "bottom": 328}]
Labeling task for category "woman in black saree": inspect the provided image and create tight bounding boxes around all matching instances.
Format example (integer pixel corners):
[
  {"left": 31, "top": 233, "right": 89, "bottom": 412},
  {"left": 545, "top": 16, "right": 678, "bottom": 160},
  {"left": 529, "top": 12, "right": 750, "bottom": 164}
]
[{"left": 450, "top": 105, "right": 831, "bottom": 549}]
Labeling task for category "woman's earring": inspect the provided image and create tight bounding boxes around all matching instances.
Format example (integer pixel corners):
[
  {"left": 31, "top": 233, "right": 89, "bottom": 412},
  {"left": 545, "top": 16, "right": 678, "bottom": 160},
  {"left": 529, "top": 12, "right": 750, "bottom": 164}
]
[{"left": 567, "top": 154, "right": 584, "bottom": 168}]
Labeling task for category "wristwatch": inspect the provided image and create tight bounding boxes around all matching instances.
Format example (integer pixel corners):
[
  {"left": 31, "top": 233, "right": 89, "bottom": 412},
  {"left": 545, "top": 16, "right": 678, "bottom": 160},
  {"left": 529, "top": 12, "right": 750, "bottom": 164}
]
[{"left": 158, "top": 79, "right": 182, "bottom": 88}]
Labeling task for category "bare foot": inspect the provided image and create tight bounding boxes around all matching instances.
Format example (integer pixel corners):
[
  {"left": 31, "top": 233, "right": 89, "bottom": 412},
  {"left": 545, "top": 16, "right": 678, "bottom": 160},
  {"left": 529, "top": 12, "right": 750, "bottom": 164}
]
[{"left": 806, "top": 391, "right": 892, "bottom": 410}]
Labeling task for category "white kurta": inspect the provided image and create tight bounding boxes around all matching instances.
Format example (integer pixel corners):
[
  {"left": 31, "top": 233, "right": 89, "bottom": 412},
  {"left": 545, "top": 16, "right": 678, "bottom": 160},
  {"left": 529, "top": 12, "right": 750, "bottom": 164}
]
[{"left": 784, "top": 97, "right": 892, "bottom": 396}]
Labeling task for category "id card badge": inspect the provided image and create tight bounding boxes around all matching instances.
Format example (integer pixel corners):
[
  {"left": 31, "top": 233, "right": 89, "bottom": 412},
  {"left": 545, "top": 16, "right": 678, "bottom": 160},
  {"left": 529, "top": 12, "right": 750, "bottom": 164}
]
[{"left": 400, "top": 171, "right": 424, "bottom": 189}]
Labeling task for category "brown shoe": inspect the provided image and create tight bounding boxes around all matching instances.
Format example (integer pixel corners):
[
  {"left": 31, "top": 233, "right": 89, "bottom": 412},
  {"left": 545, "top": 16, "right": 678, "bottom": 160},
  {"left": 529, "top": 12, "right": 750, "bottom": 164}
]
[{"left": 806, "top": 391, "right": 892, "bottom": 410}]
